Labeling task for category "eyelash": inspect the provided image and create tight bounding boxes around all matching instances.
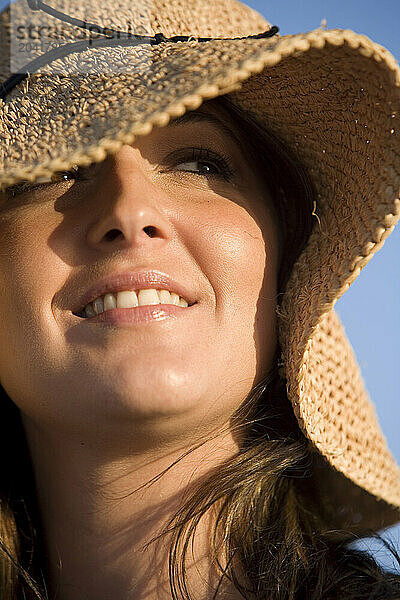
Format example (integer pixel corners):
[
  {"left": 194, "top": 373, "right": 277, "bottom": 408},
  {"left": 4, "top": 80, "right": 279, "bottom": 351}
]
[
  {"left": 5, "top": 147, "right": 235, "bottom": 197},
  {"left": 164, "top": 146, "right": 235, "bottom": 181}
]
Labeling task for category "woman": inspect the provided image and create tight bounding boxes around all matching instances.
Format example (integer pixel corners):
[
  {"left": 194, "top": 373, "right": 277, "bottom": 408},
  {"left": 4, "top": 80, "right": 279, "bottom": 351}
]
[{"left": 0, "top": 0, "right": 399, "bottom": 598}]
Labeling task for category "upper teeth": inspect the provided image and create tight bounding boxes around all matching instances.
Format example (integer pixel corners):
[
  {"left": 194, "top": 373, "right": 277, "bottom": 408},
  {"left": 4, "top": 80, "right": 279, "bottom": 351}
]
[{"left": 82, "top": 289, "right": 189, "bottom": 318}]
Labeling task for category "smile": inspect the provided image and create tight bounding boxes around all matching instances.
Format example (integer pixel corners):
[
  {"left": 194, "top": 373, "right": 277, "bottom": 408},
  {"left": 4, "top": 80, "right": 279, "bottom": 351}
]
[{"left": 74, "top": 288, "right": 191, "bottom": 318}]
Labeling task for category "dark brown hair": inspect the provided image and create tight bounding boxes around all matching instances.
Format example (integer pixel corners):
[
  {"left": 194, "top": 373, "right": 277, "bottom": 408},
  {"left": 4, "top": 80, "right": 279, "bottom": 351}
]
[{"left": 0, "top": 93, "right": 399, "bottom": 600}]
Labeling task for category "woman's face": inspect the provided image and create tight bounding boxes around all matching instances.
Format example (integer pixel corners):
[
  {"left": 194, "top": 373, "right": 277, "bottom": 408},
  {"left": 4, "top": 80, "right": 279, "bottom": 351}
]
[{"left": 0, "top": 99, "right": 280, "bottom": 445}]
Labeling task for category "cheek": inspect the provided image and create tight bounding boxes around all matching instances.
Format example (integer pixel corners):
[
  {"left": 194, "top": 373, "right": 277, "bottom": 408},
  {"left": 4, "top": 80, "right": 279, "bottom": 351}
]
[
  {"left": 0, "top": 212, "right": 50, "bottom": 311},
  {"left": 180, "top": 196, "right": 279, "bottom": 376},
  {"left": 0, "top": 213, "right": 62, "bottom": 396}
]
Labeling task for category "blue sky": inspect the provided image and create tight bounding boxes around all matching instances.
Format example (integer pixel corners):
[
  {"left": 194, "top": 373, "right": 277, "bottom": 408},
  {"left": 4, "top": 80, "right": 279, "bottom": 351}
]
[{"left": 1, "top": 0, "right": 399, "bottom": 572}]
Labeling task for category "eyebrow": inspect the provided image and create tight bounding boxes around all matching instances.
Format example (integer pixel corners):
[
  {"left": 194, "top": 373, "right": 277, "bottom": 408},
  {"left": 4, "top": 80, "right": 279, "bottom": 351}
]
[{"left": 168, "top": 111, "right": 242, "bottom": 148}]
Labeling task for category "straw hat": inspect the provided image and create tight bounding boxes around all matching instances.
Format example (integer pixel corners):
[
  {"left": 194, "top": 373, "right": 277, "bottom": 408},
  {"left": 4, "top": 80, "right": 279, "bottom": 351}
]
[{"left": 0, "top": 0, "right": 399, "bottom": 534}]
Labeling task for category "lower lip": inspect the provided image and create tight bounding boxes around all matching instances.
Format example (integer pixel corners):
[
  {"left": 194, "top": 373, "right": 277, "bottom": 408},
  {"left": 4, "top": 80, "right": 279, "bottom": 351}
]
[{"left": 75, "top": 303, "right": 197, "bottom": 325}]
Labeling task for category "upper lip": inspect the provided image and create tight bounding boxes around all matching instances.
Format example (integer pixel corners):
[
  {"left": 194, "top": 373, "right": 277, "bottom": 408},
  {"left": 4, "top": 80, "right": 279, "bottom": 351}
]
[{"left": 71, "top": 269, "right": 197, "bottom": 314}]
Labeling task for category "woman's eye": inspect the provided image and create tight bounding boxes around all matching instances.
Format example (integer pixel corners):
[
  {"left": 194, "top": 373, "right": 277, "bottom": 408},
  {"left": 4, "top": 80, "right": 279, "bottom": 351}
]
[
  {"left": 164, "top": 147, "right": 235, "bottom": 182},
  {"left": 50, "top": 169, "right": 79, "bottom": 183},
  {"left": 3, "top": 148, "right": 235, "bottom": 198},
  {"left": 176, "top": 161, "right": 217, "bottom": 175},
  {"left": 4, "top": 165, "right": 92, "bottom": 196}
]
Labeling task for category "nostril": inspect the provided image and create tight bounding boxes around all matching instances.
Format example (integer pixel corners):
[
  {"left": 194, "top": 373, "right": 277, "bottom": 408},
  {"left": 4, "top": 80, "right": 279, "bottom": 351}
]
[
  {"left": 143, "top": 225, "right": 158, "bottom": 238},
  {"left": 104, "top": 229, "right": 123, "bottom": 241},
  {"left": 103, "top": 227, "right": 158, "bottom": 241}
]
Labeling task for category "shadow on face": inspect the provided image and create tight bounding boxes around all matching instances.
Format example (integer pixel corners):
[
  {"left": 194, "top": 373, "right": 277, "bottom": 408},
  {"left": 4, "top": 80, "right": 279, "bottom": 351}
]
[{"left": 0, "top": 94, "right": 313, "bottom": 450}]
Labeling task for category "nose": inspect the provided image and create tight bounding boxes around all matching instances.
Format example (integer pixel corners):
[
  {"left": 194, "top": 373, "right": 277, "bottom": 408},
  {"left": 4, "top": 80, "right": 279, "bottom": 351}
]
[{"left": 86, "top": 145, "right": 175, "bottom": 251}]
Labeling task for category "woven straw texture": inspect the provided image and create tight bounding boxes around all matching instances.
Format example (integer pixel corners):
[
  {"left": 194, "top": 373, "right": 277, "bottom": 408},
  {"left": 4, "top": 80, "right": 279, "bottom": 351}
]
[{"left": 0, "top": 0, "right": 400, "bottom": 531}]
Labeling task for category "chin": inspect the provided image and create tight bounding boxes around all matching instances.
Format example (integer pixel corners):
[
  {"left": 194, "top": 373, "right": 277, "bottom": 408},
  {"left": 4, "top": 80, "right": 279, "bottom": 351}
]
[{"left": 86, "top": 360, "right": 210, "bottom": 423}]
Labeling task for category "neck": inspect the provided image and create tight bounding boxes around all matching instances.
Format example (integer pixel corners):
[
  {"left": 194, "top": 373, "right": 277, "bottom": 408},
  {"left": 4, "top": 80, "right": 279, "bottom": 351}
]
[{"left": 22, "top": 416, "right": 244, "bottom": 600}]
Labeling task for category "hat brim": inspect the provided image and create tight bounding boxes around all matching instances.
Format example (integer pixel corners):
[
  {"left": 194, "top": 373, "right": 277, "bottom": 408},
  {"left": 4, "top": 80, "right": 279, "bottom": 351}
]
[{"left": 1, "top": 28, "right": 399, "bottom": 530}]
